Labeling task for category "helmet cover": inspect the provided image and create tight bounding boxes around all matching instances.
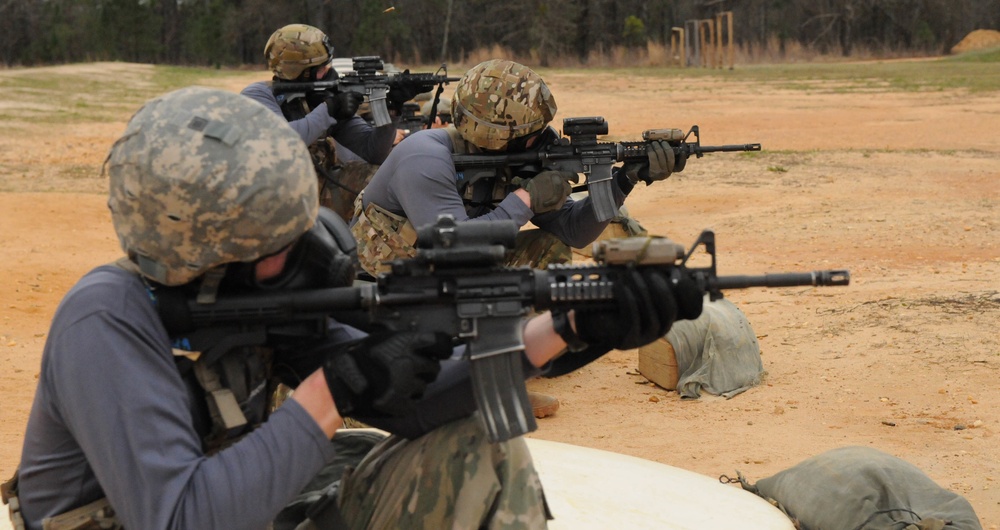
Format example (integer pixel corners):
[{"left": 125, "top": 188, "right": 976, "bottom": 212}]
[
  {"left": 105, "top": 86, "right": 318, "bottom": 286},
  {"left": 265, "top": 24, "right": 333, "bottom": 80},
  {"left": 452, "top": 59, "right": 557, "bottom": 150}
]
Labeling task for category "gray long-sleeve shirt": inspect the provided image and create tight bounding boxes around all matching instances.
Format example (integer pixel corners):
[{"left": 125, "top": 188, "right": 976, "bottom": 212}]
[
  {"left": 18, "top": 266, "right": 337, "bottom": 529},
  {"left": 240, "top": 81, "right": 395, "bottom": 165},
  {"left": 359, "top": 128, "right": 630, "bottom": 248},
  {"left": 18, "top": 265, "right": 540, "bottom": 529}
]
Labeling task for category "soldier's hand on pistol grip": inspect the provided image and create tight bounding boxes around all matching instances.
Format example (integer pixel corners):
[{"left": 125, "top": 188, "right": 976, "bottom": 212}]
[
  {"left": 513, "top": 170, "right": 579, "bottom": 214},
  {"left": 323, "top": 331, "right": 452, "bottom": 418},
  {"left": 326, "top": 91, "right": 365, "bottom": 122},
  {"left": 624, "top": 140, "right": 676, "bottom": 185},
  {"left": 566, "top": 268, "right": 704, "bottom": 351}
]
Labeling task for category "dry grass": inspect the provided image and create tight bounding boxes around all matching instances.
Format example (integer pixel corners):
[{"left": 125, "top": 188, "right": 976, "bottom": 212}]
[{"left": 410, "top": 37, "right": 973, "bottom": 72}]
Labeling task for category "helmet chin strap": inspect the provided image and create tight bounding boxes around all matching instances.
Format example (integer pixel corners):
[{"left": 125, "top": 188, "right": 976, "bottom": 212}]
[{"left": 196, "top": 267, "right": 227, "bottom": 304}]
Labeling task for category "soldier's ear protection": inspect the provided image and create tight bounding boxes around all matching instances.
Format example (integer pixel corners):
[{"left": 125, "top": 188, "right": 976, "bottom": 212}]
[
  {"left": 502, "top": 124, "right": 556, "bottom": 153},
  {"left": 226, "top": 207, "right": 358, "bottom": 291},
  {"left": 300, "top": 36, "right": 336, "bottom": 82}
]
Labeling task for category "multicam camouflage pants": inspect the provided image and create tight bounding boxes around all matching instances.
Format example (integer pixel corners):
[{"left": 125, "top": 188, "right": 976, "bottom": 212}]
[
  {"left": 339, "top": 415, "right": 549, "bottom": 530},
  {"left": 352, "top": 193, "right": 573, "bottom": 276},
  {"left": 506, "top": 229, "right": 571, "bottom": 268},
  {"left": 570, "top": 206, "right": 649, "bottom": 262},
  {"left": 351, "top": 193, "right": 420, "bottom": 277}
]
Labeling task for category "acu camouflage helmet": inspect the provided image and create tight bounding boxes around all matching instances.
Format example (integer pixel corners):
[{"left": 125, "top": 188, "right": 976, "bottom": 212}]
[
  {"left": 452, "top": 59, "right": 557, "bottom": 151},
  {"left": 105, "top": 86, "right": 319, "bottom": 286},
  {"left": 265, "top": 24, "right": 333, "bottom": 80}
]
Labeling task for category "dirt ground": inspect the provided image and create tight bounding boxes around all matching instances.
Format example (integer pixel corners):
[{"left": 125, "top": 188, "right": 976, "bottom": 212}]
[{"left": 1, "top": 63, "right": 998, "bottom": 527}]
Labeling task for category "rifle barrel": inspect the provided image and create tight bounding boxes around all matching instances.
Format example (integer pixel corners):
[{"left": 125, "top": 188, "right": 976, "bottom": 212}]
[
  {"left": 698, "top": 143, "right": 762, "bottom": 153},
  {"left": 711, "top": 269, "right": 850, "bottom": 291}
]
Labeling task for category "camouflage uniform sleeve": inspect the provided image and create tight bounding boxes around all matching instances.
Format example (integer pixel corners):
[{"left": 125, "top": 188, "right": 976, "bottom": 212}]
[{"left": 240, "top": 81, "right": 335, "bottom": 145}]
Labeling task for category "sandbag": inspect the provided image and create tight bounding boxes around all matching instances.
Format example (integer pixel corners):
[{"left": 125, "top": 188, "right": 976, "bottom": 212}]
[
  {"left": 640, "top": 296, "right": 762, "bottom": 399},
  {"left": 737, "top": 446, "right": 982, "bottom": 530}
]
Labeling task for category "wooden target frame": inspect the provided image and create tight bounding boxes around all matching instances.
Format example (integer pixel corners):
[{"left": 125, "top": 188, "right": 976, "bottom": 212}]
[{"left": 681, "top": 11, "right": 735, "bottom": 69}]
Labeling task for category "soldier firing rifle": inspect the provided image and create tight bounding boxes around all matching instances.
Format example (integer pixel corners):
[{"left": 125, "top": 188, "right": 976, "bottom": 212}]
[{"left": 453, "top": 116, "right": 762, "bottom": 222}]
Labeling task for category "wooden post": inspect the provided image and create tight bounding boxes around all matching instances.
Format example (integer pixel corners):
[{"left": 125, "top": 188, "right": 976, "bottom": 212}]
[
  {"left": 715, "top": 11, "right": 735, "bottom": 70},
  {"left": 684, "top": 20, "right": 699, "bottom": 68},
  {"left": 670, "top": 27, "right": 686, "bottom": 68},
  {"left": 698, "top": 19, "right": 715, "bottom": 68}
]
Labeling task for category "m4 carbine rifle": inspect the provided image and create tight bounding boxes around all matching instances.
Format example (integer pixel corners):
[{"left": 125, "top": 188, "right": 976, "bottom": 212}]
[
  {"left": 157, "top": 216, "right": 848, "bottom": 444},
  {"left": 452, "top": 116, "right": 762, "bottom": 222},
  {"left": 271, "top": 56, "right": 460, "bottom": 127}
]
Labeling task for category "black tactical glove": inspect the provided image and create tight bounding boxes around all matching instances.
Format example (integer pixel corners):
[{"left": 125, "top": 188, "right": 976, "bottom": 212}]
[
  {"left": 323, "top": 331, "right": 452, "bottom": 417},
  {"left": 512, "top": 170, "right": 580, "bottom": 214},
  {"left": 326, "top": 91, "right": 365, "bottom": 122},
  {"left": 387, "top": 73, "right": 424, "bottom": 113},
  {"left": 623, "top": 140, "right": 676, "bottom": 185},
  {"left": 559, "top": 267, "right": 704, "bottom": 352}
]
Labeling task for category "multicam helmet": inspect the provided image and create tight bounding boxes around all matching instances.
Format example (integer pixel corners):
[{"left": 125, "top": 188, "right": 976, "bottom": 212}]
[
  {"left": 105, "top": 86, "right": 319, "bottom": 286},
  {"left": 264, "top": 24, "right": 333, "bottom": 80},
  {"left": 452, "top": 59, "right": 557, "bottom": 151}
]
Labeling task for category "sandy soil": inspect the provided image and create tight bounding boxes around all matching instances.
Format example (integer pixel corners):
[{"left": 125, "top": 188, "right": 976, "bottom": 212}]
[{"left": 1, "top": 63, "right": 998, "bottom": 527}]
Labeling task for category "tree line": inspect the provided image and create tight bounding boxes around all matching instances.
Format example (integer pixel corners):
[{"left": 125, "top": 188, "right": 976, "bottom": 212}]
[{"left": 1, "top": 0, "right": 997, "bottom": 68}]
